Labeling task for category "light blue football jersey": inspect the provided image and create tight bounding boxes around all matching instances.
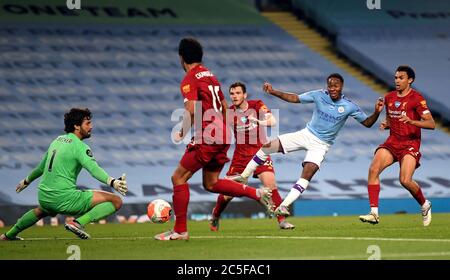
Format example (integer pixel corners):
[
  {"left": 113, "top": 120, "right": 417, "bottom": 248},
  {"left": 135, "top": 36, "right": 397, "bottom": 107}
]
[{"left": 298, "top": 89, "right": 368, "bottom": 144}]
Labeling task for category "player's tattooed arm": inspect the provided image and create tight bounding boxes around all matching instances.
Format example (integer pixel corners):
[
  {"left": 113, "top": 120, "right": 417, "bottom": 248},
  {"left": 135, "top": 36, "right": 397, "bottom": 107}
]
[{"left": 263, "top": 82, "right": 300, "bottom": 103}]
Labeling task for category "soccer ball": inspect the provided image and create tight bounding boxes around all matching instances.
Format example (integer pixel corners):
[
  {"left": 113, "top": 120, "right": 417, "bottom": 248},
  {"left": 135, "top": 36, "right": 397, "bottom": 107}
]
[{"left": 147, "top": 199, "right": 172, "bottom": 223}]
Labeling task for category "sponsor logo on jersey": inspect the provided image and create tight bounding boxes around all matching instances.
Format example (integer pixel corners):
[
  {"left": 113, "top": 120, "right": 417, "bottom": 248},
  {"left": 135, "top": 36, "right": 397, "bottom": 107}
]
[
  {"left": 86, "top": 149, "right": 93, "bottom": 157},
  {"left": 182, "top": 84, "right": 190, "bottom": 94},
  {"left": 240, "top": 116, "right": 248, "bottom": 123},
  {"left": 394, "top": 101, "right": 401, "bottom": 108},
  {"left": 195, "top": 71, "right": 214, "bottom": 79}
]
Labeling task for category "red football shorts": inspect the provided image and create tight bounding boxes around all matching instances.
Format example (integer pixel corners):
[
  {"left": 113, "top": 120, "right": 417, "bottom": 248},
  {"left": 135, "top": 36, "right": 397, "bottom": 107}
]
[
  {"left": 376, "top": 139, "right": 421, "bottom": 168},
  {"left": 226, "top": 157, "right": 274, "bottom": 178},
  {"left": 180, "top": 142, "right": 230, "bottom": 173}
]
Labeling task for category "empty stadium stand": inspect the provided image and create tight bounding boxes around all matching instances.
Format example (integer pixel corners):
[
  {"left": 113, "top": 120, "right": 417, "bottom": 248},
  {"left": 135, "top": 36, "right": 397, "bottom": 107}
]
[
  {"left": 0, "top": 0, "right": 449, "bottom": 223},
  {"left": 293, "top": 0, "right": 450, "bottom": 123}
]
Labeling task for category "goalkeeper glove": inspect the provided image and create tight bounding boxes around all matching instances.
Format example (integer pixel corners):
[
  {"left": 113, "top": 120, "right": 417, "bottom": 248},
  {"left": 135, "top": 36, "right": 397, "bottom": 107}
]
[
  {"left": 16, "top": 178, "right": 30, "bottom": 193},
  {"left": 107, "top": 173, "right": 128, "bottom": 196}
]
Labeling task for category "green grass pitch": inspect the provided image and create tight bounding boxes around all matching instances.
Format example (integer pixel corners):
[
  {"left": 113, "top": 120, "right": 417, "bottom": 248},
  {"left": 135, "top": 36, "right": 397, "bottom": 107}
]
[{"left": 1, "top": 213, "right": 450, "bottom": 260}]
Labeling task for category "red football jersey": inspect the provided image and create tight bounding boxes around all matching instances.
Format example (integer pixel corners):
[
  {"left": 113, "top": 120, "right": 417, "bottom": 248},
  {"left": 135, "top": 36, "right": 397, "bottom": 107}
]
[
  {"left": 180, "top": 64, "right": 229, "bottom": 144},
  {"left": 230, "top": 100, "right": 271, "bottom": 161},
  {"left": 385, "top": 89, "right": 430, "bottom": 142}
]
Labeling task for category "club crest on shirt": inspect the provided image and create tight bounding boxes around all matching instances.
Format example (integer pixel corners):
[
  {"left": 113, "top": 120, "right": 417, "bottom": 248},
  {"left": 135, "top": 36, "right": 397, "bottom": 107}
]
[
  {"left": 182, "top": 84, "right": 190, "bottom": 94},
  {"left": 338, "top": 106, "right": 345, "bottom": 113},
  {"left": 240, "top": 116, "right": 248, "bottom": 123},
  {"left": 394, "top": 101, "right": 401, "bottom": 108},
  {"left": 260, "top": 104, "right": 269, "bottom": 113},
  {"left": 86, "top": 149, "right": 93, "bottom": 157}
]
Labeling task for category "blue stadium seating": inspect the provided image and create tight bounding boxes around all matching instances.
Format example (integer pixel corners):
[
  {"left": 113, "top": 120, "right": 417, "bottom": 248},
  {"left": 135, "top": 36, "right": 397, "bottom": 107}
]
[
  {"left": 1, "top": 20, "right": 449, "bottom": 217},
  {"left": 293, "top": 0, "right": 450, "bottom": 123}
]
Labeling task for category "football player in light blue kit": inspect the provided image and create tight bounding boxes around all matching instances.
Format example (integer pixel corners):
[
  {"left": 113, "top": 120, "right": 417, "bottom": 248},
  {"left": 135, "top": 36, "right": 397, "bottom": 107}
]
[{"left": 229, "top": 73, "right": 384, "bottom": 216}]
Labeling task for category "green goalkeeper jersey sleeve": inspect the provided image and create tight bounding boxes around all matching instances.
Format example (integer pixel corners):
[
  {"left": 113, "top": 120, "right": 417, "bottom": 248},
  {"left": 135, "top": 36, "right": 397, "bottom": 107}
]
[
  {"left": 38, "top": 133, "right": 110, "bottom": 195},
  {"left": 26, "top": 151, "right": 48, "bottom": 183}
]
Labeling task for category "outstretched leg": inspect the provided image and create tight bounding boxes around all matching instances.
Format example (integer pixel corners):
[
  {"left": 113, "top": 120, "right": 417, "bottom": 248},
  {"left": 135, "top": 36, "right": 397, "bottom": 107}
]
[
  {"left": 2, "top": 207, "right": 48, "bottom": 240},
  {"left": 240, "top": 138, "right": 283, "bottom": 180},
  {"left": 275, "top": 162, "right": 319, "bottom": 217},
  {"left": 203, "top": 170, "right": 274, "bottom": 217}
]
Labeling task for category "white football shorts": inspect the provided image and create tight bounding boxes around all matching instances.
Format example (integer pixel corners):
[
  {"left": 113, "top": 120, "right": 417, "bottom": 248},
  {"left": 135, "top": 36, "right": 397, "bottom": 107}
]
[{"left": 277, "top": 128, "right": 330, "bottom": 168}]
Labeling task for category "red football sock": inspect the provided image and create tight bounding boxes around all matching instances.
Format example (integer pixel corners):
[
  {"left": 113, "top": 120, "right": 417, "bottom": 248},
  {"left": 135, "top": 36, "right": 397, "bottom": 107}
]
[
  {"left": 213, "top": 194, "right": 233, "bottom": 218},
  {"left": 173, "top": 183, "right": 190, "bottom": 233},
  {"left": 411, "top": 187, "right": 426, "bottom": 206},
  {"left": 271, "top": 188, "right": 285, "bottom": 222},
  {"left": 210, "top": 179, "right": 258, "bottom": 200},
  {"left": 368, "top": 184, "right": 380, "bottom": 207}
]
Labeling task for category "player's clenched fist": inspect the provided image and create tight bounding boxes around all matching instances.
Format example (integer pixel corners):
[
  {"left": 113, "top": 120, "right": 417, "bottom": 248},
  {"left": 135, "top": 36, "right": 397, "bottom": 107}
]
[
  {"left": 108, "top": 173, "right": 128, "bottom": 196},
  {"left": 262, "top": 82, "right": 273, "bottom": 94},
  {"left": 375, "top": 97, "right": 384, "bottom": 113}
]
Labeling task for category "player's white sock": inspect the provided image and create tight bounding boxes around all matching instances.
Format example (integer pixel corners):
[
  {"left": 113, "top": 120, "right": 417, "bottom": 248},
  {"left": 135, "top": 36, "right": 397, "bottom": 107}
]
[
  {"left": 371, "top": 207, "right": 379, "bottom": 216},
  {"left": 241, "top": 150, "right": 269, "bottom": 179},
  {"left": 281, "top": 178, "right": 309, "bottom": 206}
]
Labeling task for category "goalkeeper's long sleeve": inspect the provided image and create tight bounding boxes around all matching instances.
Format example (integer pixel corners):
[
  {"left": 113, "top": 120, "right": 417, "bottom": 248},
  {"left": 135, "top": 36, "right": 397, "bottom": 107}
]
[
  {"left": 76, "top": 142, "right": 110, "bottom": 185},
  {"left": 26, "top": 151, "right": 48, "bottom": 183}
]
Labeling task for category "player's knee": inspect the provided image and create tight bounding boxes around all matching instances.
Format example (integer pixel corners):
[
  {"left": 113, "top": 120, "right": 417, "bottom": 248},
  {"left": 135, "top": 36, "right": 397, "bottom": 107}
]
[
  {"left": 171, "top": 170, "right": 188, "bottom": 185},
  {"left": 171, "top": 173, "right": 181, "bottom": 185},
  {"left": 262, "top": 142, "right": 271, "bottom": 149},
  {"left": 111, "top": 195, "right": 123, "bottom": 210},
  {"left": 399, "top": 176, "right": 412, "bottom": 187},
  {"left": 202, "top": 182, "right": 214, "bottom": 192},
  {"left": 264, "top": 183, "right": 277, "bottom": 190},
  {"left": 34, "top": 207, "right": 47, "bottom": 219},
  {"left": 368, "top": 164, "right": 380, "bottom": 176}
]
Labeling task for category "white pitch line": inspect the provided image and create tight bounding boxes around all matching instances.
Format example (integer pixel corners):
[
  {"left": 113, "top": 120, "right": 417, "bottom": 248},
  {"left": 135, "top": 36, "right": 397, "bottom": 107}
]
[
  {"left": 256, "top": 251, "right": 450, "bottom": 260},
  {"left": 19, "top": 235, "right": 450, "bottom": 243}
]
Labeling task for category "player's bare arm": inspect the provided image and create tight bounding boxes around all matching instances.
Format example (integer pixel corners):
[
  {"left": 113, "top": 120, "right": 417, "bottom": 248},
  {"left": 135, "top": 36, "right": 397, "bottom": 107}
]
[
  {"left": 177, "top": 100, "right": 196, "bottom": 140},
  {"left": 399, "top": 111, "right": 435, "bottom": 130},
  {"left": 380, "top": 116, "right": 390, "bottom": 130},
  {"left": 361, "top": 97, "right": 384, "bottom": 128},
  {"left": 221, "top": 99, "right": 227, "bottom": 119},
  {"left": 263, "top": 82, "right": 300, "bottom": 103}
]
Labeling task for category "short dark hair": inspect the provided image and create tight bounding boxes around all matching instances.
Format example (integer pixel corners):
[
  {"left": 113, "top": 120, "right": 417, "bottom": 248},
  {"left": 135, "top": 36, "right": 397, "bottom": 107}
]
[
  {"left": 327, "top": 73, "right": 344, "bottom": 84},
  {"left": 178, "top": 37, "right": 203, "bottom": 64},
  {"left": 396, "top": 65, "right": 415, "bottom": 82},
  {"left": 229, "top": 81, "right": 247, "bottom": 93},
  {"left": 64, "top": 108, "right": 91, "bottom": 133}
]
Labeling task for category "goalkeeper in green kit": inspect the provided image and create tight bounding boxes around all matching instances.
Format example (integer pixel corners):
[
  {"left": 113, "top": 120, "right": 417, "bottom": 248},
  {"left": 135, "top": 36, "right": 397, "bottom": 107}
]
[{"left": 1, "top": 108, "right": 128, "bottom": 240}]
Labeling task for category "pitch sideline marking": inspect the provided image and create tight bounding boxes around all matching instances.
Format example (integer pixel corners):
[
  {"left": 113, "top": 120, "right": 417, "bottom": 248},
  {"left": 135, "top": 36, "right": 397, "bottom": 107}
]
[
  {"left": 258, "top": 251, "right": 450, "bottom": 260},
  {"left": 20, "top": 235, "right": 450, "bottom": 242}
]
